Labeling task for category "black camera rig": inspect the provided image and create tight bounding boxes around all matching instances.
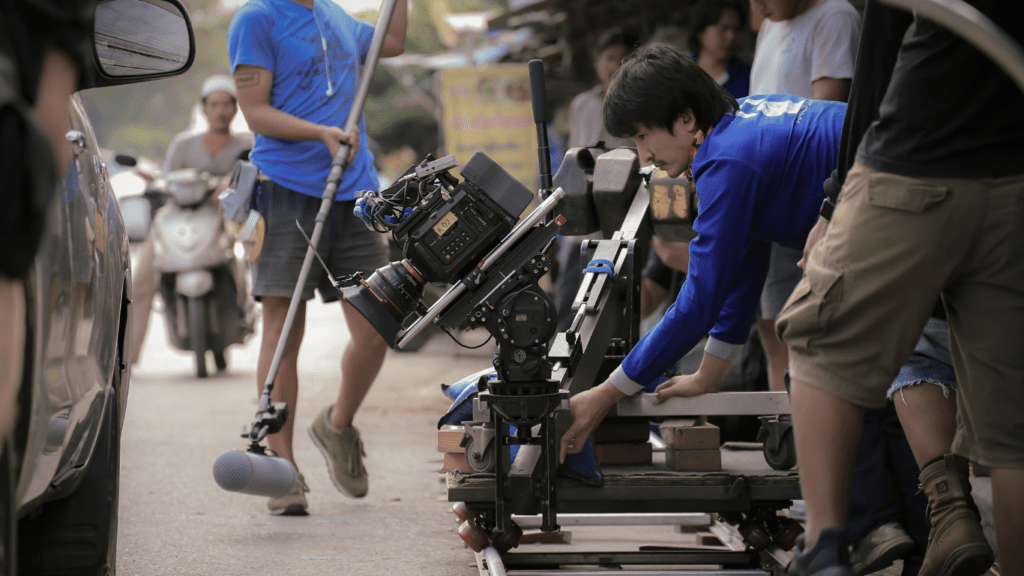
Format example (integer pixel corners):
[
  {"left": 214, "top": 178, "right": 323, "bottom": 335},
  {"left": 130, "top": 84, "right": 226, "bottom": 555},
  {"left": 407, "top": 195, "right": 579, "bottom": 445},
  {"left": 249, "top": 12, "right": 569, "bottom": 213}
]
[{"left": 338, "top": 61, "right": 798, "bottom": 572}]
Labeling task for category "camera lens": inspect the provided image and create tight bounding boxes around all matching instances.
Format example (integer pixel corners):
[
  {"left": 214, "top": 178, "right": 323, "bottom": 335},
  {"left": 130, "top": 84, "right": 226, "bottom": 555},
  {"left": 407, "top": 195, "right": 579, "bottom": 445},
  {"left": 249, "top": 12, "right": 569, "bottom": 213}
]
[{"left": 363, "top": 260, "right": 425, "bottom": 324}]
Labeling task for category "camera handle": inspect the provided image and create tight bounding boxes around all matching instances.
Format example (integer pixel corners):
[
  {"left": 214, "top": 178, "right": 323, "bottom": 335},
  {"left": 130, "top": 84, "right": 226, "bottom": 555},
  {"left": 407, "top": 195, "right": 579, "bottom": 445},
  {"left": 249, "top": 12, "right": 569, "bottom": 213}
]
[{"left": 529, "top": 59, "right": 554, "bottom": 197}]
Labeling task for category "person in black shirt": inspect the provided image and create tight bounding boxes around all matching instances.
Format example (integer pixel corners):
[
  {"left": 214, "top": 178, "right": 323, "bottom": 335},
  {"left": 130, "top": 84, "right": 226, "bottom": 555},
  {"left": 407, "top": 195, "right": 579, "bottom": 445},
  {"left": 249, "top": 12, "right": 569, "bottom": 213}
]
[{"left": 776, "top": 1, "right": 1024, "bottom": 574}]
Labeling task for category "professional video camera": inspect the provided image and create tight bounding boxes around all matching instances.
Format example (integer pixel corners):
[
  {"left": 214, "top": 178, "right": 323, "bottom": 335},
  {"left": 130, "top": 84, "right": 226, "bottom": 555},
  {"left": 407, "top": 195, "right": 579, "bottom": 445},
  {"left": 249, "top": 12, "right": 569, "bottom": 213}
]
[
  {"left": 338, "top": 60, "right": 702, "bottom": 551},
  {"left": 344, "top": 147, "right": 567, "bottom": 379}
]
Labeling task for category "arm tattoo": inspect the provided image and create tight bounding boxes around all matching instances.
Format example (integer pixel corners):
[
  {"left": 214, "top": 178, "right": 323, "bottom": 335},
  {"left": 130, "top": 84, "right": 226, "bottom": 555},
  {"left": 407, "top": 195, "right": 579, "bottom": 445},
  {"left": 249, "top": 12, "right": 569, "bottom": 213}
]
[{"left": 235, "top": 71, "right": 260, "bottom": 88}]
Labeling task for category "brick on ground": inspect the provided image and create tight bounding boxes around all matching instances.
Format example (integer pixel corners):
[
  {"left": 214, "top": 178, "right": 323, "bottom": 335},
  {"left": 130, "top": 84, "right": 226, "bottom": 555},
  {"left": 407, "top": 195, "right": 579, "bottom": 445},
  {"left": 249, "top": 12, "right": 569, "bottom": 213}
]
[
  {"left": 660, "top": 419, "right": 720, "bottom": 450},
  {"left": 665, "top": 447, "right": 722, "bottom": 471},
  {"left": 438, "top": 425, "right": 465, "bottom": 453},
  {"left": 443, "top": 451, "right": 470, "bottom": 473}
]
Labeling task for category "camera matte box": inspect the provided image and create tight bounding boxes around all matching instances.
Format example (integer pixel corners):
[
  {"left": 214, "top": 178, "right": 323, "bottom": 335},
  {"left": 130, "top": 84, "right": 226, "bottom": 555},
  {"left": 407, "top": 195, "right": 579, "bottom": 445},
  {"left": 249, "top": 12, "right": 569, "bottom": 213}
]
[{"left": 460, "top": 152, "right": 534, "bottom": 217}]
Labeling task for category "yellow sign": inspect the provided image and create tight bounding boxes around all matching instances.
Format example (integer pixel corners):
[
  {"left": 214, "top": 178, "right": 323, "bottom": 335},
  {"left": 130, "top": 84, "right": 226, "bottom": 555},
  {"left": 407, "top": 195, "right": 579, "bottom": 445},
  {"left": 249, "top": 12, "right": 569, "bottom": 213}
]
[{"left": 440, "top": 65, "right": 539, "bottom": 197}]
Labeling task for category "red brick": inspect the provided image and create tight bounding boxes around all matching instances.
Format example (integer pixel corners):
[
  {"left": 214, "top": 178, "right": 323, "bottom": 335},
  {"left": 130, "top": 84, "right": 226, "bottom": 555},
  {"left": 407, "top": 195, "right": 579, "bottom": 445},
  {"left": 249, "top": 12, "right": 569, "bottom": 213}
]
[
  {"left": 660, "top": 422, "right": 719, "bottom": 450},
  {"left": 444, "top": 452, "right": 470, "bottom": 473},
  {"left": 665, "top": 447, "right": 722, "bottom": 471},
  {"left": 595, "top": 442, "right": 653, "bottom": 465},
  {"left": 438, "top": 426, "right": 466, "bottom": 453}
]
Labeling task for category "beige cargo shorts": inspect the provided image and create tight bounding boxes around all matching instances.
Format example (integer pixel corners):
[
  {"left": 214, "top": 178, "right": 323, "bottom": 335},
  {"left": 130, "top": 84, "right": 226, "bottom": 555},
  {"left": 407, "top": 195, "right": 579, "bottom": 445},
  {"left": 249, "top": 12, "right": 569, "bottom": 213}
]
[{"left": 777, "top": 163, "right": 1024, "bottom": 468}]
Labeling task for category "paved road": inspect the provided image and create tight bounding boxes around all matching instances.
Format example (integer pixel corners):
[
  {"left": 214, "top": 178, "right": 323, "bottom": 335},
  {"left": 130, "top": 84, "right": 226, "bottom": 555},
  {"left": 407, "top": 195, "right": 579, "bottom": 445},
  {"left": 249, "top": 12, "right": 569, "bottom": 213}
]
[
  {"left": 115, "top": 299, "right": 999, "bottom": 575},
  {"left": 117, "top": 299, "right": 488, "bottom": 576}
]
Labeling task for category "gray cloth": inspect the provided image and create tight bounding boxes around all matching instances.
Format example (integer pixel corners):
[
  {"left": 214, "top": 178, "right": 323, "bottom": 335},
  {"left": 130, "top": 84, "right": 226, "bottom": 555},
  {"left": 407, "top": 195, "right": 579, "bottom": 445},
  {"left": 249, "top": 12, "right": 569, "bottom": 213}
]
[
  {"left": 164, "top": 131, "right": 254, "bottom": 176},
  {"left": 759, "top": 244, "right": 804, "bottom": 320},
  {"left": 567, "top": 85, "right": 635, "bottom": 150}
]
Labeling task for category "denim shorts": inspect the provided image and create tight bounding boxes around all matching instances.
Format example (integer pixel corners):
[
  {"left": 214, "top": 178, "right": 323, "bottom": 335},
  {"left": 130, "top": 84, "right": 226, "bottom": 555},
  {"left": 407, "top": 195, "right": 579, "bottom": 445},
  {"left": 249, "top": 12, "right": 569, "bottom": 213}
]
[
  {"left": 251, "top": 180, "right": 387, "bottom": 303},
  {"left": 888, "top": 316, "right": 956, "bottom": 399}
]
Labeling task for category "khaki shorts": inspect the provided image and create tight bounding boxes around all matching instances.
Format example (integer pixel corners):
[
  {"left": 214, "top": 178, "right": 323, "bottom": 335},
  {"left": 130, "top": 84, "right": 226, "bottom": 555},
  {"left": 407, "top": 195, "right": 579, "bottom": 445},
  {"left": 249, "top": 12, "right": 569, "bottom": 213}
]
[{"left": 777, "top": 163, "right": 1024, "bottom": 468}]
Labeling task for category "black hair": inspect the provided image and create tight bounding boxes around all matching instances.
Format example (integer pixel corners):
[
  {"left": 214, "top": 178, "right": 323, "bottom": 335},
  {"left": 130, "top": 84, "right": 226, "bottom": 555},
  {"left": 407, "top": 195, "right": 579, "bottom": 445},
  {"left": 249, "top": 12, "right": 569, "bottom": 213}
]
[
  {"left": 688, "top": 0, "right": 748, "bottom": 56},
  {"left": 594, "top": 27, "right": 639, "bottom": 59},
  {"left": 603, "top": 43, "right": 738, "bottom": 138}
]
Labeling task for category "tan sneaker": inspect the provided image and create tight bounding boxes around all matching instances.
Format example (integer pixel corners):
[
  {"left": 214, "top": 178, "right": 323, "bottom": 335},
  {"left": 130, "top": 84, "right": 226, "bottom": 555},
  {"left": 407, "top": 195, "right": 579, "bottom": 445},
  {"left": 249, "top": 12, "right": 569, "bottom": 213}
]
[
  {"left": 267, "top": 472, "right": 309, "bottom": 516},
  {"left": 850, "top": 521, "right": 915, "bottom": 575},
  {"left": 308, "top": 406, "right": 368, "bottom": 498}
]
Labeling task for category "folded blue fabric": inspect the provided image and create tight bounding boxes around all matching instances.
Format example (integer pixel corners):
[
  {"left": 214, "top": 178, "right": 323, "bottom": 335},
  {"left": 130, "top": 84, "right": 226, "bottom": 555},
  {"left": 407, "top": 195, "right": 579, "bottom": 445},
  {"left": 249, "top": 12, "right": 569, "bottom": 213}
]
[{"left": 438, "top": 368, "right": 495, "bottom": 428}]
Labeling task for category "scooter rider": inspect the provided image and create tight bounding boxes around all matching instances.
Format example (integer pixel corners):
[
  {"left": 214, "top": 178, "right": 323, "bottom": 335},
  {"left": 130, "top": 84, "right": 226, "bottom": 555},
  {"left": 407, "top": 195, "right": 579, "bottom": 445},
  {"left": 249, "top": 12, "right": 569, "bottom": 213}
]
[
  {"left": 559, "top": 43, "right": 845, "bottom": 458},
  {"left": 131, "top": 75, "right": 253, "bottom": 363},
  {"left": 164, "top": 75, "right": 254, "bottom": 179}
]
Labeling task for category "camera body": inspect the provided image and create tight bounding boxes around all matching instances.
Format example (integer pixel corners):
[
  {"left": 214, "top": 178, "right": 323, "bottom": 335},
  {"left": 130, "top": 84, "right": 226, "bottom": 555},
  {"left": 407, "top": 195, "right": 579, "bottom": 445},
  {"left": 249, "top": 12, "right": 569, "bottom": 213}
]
[
  {"left": 345, "top": 152, "right": 535, "bottom": 348},
  {"left": 391, "top": 152, "right": 533, "bottom": 285}
]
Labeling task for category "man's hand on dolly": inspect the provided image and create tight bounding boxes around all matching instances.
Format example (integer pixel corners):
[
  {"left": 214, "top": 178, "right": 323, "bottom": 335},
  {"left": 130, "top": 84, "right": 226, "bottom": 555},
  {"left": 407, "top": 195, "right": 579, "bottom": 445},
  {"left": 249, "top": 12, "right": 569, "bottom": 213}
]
[
  {"left": 652, "top": 373, "right": 721, "bottom": 404},
  {"left": 559, "top": 381, "right": 626, "bottom": 464},
  {"left": 321, "top": 125, "right": 360, "bottom": 166},
  {"left": 652, "top": 351, "right": 734, "bottom": 405}
]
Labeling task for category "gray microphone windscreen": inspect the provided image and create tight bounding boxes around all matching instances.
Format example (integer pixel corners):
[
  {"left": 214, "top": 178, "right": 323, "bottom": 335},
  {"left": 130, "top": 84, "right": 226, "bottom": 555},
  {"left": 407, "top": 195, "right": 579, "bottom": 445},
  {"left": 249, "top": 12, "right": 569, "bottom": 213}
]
[{"left": 213, "top": 450, "right": 297, "bottom": 498}]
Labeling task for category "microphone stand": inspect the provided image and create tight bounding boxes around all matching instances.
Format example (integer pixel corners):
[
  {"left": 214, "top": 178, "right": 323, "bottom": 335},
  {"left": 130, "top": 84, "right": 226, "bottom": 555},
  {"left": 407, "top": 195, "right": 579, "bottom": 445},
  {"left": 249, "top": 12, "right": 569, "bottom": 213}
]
[{"left": 245, "top": 0, "right": 402, "bottom": 454}]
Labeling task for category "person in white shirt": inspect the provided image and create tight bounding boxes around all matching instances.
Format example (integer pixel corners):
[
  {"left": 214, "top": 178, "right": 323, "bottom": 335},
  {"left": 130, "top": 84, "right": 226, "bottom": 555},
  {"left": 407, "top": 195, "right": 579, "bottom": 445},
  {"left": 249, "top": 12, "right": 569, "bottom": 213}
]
[
  {"left": 748, "top": 0, "right": 860, "bottom": 395},
  {"left": 750, "top": 0, "right": 860, "bottom": 100}
]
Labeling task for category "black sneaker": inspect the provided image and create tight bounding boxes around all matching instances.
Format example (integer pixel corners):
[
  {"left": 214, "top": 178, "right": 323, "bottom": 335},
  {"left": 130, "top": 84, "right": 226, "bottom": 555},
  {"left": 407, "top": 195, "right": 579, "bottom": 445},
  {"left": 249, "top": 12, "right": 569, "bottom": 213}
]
[{"left": 787, "top": 527, "right": 855, "bottom": 576}]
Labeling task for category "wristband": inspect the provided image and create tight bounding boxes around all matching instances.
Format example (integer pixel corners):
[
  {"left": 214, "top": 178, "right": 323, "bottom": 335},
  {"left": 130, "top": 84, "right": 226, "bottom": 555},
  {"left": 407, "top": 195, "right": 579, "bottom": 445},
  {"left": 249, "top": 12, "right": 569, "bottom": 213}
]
[{"left": 819, "top": 197, "right": 836, "bottom": 221}]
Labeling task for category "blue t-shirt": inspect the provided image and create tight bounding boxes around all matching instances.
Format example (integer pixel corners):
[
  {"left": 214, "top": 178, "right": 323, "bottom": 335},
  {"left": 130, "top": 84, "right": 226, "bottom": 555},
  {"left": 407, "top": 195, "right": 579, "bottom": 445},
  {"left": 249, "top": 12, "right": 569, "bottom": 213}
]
[
  {"left": 612, "top": 95, "right": 847, "bottom": 394},
  {"left": 227, "top": 0, "right": 379, "bottom": 200}
]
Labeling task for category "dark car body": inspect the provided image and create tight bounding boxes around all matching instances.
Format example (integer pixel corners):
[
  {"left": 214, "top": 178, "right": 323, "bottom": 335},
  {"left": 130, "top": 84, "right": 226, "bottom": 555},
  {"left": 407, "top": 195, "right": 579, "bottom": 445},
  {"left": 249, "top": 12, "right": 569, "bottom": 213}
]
[
  {"left": 9, "top": 93, "right": 133, "bottom": 574},
  {"left": 0, "top": 2, "right": 195, "bottom": 574}
]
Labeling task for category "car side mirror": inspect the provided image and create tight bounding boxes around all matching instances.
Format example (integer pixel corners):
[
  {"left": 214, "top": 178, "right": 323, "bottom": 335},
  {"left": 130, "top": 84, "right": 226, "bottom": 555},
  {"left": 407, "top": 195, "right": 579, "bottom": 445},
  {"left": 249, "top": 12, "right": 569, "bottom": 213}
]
[{"left": 84, "top": 0, "right": 195, "bottom": 89}]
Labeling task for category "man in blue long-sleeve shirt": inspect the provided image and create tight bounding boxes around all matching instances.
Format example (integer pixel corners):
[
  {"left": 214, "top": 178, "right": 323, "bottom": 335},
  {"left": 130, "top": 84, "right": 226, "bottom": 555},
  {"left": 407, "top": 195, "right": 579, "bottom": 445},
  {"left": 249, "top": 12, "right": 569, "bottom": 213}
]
[{"left": 559, "top": 43, "right": 844, "bottom": 457}]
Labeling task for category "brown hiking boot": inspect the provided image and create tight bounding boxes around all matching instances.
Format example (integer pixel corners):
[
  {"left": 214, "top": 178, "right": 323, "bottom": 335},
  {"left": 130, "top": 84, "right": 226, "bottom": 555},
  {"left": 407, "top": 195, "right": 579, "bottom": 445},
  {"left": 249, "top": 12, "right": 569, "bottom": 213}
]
[{"left": 918, "top": 454, "right": 993, "bottom": 576}]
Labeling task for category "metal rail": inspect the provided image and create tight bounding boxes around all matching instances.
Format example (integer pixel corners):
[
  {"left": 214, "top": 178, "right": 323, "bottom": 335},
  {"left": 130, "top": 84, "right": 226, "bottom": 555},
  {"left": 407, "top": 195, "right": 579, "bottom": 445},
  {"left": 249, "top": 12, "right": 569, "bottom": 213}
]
[
  {"left": 610, "top": 392, "right": 792, "bottom": 418},
  {"left": 511, "top": 513, "right": 712, "bottom": 529}
]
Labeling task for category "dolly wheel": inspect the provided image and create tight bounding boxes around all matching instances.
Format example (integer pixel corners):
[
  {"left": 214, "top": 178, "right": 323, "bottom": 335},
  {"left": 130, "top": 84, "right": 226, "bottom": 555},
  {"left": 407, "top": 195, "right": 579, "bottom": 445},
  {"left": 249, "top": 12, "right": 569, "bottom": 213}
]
[
  {"left": 764, "top": 430, "right": 797, "bottom": 470},
  {"left": 739, "top": 521, "right": 772, "bottom": 551},
  {"left": 774, "top": 518, "right": 804, "bottom": 551},
  {"left": 492, "top": 522, "right": 523, "bottom": 553},
  {"left": 458, "top": 520, "right": 490, "bottom": 552},
  {"left": 452, "top": 502, "right": 476, "bottom": 523}
]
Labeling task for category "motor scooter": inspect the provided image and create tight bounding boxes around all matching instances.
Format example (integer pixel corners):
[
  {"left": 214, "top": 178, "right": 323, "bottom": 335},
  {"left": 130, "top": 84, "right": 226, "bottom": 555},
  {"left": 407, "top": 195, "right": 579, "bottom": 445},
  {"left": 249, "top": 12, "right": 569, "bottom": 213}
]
[{"left": 152, "top": 168, "right": 255, "bottom": 377}]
